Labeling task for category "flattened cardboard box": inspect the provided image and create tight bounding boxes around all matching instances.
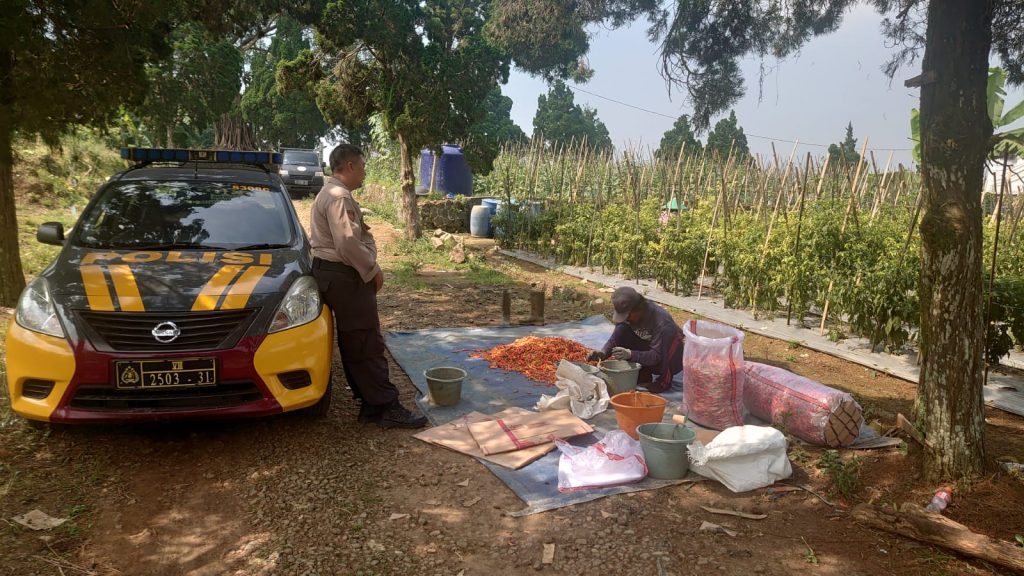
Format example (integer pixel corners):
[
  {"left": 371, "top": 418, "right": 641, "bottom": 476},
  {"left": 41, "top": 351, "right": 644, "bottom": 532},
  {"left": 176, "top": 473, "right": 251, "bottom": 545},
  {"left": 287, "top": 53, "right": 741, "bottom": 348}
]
[
  {"left": 413, "top": 407, "right": 555, "bottom": 469},
  {"left": 467, "top": 409, "right": 594, "bottom": 456}
]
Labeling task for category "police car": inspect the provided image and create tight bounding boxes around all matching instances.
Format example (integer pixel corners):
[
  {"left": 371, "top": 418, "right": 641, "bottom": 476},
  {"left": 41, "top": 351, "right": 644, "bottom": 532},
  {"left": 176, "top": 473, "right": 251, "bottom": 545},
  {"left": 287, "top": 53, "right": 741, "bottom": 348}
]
[{"left": 5, "top": 148, "right": 333, "bottom": 423}]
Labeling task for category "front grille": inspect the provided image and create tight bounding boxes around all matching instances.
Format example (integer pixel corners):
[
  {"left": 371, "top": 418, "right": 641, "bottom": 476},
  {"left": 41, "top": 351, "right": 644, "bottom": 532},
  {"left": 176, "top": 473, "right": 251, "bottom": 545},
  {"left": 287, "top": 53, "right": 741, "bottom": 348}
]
[
  {"left": 69, "top": 381, "right": 263, "bottom": 411},
  {"left": 22, "top": 379, "right": 55, "bottom": 399},
  {"left": 77, "top": 309, "right": 256, "bottom": 352},
  {"left": 279, "top": 370, "right": 311, "bottom": 390}
]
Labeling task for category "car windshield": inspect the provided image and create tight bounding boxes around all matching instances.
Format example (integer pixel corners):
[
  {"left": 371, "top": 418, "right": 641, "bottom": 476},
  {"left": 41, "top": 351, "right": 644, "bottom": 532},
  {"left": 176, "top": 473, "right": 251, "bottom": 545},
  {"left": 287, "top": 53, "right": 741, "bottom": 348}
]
[
  {"left": 283, "top": 151, "right": 320, "bottom": 166},
  {"left": 74, "top": 181, "right": 295, "bottom": 250}
]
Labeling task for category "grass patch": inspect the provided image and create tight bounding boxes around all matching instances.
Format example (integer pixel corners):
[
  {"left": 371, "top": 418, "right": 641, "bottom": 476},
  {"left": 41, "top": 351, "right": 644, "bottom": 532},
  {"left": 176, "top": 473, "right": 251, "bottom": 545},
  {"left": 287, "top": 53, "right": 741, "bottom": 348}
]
[
  {"left": 465, "top": 262, "right": 512, "bottom": 285},
  {"left": 818, "top": 449, "right": 861, "bottom": 501},
  {"left": 18, "top": 206, "right": 78, "bottom": 278},
  {"left": 390, "top": 261, "right": 427, "bottom": 290}
]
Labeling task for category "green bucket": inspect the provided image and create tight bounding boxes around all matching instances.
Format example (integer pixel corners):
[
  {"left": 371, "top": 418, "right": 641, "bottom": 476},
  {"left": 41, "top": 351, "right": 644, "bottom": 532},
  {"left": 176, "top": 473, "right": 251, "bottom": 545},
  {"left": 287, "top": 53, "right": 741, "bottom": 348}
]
[
  {"left": 424, "top": 367, "right": 466, "bottom": 406},
  {"left": 599, "top": 360, "right": 641, "bottom": 396},
  {"left": 636, "top": 423, "right": 696, "bottom": 480}
]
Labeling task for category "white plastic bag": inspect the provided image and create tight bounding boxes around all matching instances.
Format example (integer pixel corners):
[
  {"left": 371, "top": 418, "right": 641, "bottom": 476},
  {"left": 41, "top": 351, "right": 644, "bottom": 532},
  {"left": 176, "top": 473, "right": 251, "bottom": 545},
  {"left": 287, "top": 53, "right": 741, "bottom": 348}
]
[
  {"left": 555, "top": 430, "right": 647, "bottom": 492},
  {"left": 681, "top": 320, "right": 747, "bottom": 430},
  {"left": 536, "top": 360, "right": 610, "bottom": 420},
  {"left": 688, "top": 425, "right": 792, "bottom": 492}
]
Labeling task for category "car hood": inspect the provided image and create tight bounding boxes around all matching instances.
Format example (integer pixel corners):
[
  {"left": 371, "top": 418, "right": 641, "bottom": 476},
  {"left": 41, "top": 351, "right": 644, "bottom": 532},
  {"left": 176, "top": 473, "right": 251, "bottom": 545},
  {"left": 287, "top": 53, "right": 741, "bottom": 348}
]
[{"left": 46, "top": 247, "right": 306, "bottom": 312}]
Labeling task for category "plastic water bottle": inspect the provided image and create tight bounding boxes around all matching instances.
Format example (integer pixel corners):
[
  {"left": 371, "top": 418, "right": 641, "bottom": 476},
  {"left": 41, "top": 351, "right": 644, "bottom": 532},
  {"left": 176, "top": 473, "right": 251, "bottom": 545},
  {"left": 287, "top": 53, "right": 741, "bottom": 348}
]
[{"left": 925, "top": 487, "right": 952, "bottom": 513}]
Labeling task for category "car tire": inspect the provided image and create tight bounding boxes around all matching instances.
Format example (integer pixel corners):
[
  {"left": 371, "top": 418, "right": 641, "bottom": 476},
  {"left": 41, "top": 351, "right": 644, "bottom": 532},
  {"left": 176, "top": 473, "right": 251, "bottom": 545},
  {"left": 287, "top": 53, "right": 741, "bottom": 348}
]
[{"left": 303, "top": 379, "right": 333, "bottom": 418}]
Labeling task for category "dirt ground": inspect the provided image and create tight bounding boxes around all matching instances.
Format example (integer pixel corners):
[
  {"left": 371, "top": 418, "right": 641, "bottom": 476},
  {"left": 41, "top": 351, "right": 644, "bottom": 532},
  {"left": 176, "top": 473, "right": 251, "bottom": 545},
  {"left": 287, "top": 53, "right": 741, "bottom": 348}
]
[{"left": 1, "top": 206, "right": 1023, "bottom": 576}]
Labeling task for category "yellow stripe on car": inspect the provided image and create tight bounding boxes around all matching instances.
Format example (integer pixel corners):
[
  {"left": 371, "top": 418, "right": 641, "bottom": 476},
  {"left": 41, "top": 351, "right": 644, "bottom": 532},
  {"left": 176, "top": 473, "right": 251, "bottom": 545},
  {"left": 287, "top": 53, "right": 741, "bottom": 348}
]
[
  {"left": 79, "top": 265, "right": 115, "bottom": 311},
  {"left": 192, "top": 265, "right": 245, "bottom": 311},
  {"left": 220, "top": 266, "right": 270, "bottom": 310},
  {"left": 108, "top": 265, "right": 145, "bottom": 312}
]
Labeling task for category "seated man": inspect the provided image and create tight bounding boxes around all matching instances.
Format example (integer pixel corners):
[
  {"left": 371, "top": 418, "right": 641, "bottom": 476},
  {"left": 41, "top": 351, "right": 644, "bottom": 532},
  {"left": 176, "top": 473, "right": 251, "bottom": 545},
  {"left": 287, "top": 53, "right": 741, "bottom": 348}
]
[{"left": 588, "top": 286, "right": 684, "bottom": 393}]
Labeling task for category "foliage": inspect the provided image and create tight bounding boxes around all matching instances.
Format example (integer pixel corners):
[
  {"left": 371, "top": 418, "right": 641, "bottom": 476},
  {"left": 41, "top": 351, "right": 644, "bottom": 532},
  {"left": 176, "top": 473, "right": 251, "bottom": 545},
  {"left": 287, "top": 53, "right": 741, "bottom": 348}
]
[
  {"left": 462, "top": 89, "right": 529, "bottom": 175},
  {"left": 828, "top": 123, "right": 862, "bottom": 169},
  {"left": 532, "top": 81, "right": 613, "bottom": 152},
  {"left": 818, "top": 449, "right": 860, "bottom": 501},
  {"left": 656, "top": 115, "right": 702, "bottom": 160},
  {"left": 136, "top": 23, "right": 244, "bottom": 148},
  {"left": 705, "top": 111, "right": 749, "bottom": 159},
  {"left": 986, "top": 67, "right": 1024, "bottom": 158},
  {"left": 240, "top": 15, "right": 331, "bottom": 149}
]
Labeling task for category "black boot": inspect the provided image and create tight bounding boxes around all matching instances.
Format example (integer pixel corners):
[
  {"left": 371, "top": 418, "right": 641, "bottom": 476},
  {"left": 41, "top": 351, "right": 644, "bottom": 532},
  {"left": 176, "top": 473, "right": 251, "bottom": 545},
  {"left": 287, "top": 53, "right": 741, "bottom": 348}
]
[
  {"left": 357, "top": 402, "right": 383, "bottom": 424},
  {"left": 378, "top": 401, "right": 428, "bottom": 429}
]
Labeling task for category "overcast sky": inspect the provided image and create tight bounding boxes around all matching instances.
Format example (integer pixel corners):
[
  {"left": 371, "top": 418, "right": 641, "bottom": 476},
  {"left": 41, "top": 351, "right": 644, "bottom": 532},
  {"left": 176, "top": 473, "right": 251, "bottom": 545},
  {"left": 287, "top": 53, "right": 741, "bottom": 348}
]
[{"left": 502, "top": 4, "right": 1023, "bottom": 168}]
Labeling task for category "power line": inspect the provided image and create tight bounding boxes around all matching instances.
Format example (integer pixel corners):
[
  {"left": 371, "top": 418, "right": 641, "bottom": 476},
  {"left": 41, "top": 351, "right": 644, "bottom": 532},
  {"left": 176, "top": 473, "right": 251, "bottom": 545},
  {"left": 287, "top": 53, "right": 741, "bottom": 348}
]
[{"left": 566, "top": 83, "right": 914, "bottom": 152}]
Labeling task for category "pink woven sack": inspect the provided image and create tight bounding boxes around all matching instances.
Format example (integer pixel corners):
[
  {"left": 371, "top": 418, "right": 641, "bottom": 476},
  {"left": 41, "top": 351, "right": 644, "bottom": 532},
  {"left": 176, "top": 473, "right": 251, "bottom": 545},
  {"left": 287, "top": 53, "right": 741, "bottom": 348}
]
[
  {"left": 681, "top": 320, "right": 746, "bottom": 430},
  {"left": 743, "top": 362, "right": 862, "bottom": 447}
]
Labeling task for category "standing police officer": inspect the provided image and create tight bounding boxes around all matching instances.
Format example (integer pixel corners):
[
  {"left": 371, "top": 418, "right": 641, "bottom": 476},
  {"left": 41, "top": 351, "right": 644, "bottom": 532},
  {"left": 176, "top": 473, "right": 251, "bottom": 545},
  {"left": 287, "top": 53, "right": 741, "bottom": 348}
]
[{"left": 309, "top": 143, "right": 427, "bottom": 428}]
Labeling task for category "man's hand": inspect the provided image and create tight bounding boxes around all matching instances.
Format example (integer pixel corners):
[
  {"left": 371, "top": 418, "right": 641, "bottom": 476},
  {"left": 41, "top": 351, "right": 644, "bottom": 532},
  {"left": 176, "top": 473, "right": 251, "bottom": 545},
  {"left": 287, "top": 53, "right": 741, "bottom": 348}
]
[
  {"left": 586, "top": 350, "right": 607, "bottom": 362},
  {"left": 610, "top": 347, "right": 632, "bottom": 361},
  {"left": 373, "top": 270, "right": 384, "bottom": 293}
]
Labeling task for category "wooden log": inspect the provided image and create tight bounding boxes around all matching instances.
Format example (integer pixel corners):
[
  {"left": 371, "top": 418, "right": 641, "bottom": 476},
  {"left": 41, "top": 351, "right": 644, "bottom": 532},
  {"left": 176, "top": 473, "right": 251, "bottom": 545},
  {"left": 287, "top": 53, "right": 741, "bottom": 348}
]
[
  {"left": 501, "top": 289, "right": 511, "bottom": 325},
  {"left": 852, "top": 503, "right": 1024, "bottom": 574},
  {"left": 527, "top": 286, "right": 545, "bottom": 325}
]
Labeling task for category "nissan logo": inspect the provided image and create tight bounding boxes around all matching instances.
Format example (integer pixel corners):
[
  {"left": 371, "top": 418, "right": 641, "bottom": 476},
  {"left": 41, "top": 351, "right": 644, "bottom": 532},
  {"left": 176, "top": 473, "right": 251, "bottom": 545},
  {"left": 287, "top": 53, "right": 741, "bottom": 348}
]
[{"left": 152, "top": 321, "right": 181, "bottom": 343}]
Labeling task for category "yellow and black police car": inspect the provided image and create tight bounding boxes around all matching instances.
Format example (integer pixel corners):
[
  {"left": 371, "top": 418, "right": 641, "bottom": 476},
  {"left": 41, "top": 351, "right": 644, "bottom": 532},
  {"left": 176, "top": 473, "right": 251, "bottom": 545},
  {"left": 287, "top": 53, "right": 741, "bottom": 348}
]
[{"left": 5, "top": 148, "right": 333, "bottom": 423}]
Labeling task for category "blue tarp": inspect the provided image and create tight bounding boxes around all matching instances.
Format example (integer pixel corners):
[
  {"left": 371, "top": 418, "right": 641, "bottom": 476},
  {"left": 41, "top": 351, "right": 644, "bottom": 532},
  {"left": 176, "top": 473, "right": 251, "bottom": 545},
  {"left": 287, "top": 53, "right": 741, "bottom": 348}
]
[{"left": 385, "top": 315, "right": 695, "bottom": 516}]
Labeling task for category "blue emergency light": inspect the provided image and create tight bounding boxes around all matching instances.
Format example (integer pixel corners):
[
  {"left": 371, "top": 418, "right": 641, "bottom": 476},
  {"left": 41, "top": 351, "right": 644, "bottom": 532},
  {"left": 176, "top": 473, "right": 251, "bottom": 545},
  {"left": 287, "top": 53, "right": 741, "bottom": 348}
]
[{"left": 120, "top": 147, "right": 284, "bottom": 165}]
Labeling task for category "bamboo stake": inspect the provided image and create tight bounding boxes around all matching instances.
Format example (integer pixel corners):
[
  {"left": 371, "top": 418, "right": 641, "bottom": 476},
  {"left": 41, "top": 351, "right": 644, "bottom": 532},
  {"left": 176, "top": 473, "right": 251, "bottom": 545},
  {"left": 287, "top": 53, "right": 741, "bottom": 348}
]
[
  {"left": 984, "top": 151, "right": 1011, "bottom": 388},
  {"left": 751, "top": 141, "right": 798, "bottom": 313},
  {"left": 870, "top": 151, "right": 895, "bottom": 221},
  {"left": 787, "top": 153, "right": 813, "bottom": 325},
  {"left": 697, "top": 180, "right": 725, "bottom": 301},
  {"left": 820, "top": 137, "right": 870, "bottom": 335}
]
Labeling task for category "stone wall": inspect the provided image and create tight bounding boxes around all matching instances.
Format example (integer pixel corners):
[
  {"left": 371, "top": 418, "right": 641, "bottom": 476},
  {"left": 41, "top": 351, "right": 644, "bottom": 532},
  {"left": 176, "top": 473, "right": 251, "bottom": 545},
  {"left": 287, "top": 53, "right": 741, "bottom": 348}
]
[{"left": 418, "top": 196, "right": 484, "bottom": 233}]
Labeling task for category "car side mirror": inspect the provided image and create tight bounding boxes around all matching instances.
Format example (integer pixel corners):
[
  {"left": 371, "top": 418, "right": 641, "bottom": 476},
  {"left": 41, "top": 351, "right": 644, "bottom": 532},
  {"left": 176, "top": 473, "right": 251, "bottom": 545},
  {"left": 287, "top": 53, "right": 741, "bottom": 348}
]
[{"left": 37, "top": 222, "right": 65, "bottom": 246}]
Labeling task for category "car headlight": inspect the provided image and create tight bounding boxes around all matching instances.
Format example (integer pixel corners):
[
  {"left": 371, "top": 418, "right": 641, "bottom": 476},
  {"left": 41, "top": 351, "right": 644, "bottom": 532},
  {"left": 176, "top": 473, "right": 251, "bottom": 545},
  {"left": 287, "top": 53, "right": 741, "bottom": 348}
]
[
  {"left": 278, "top": 169, "right": 288, "bottom": 176},
  {"left": 15, "top": 277, "right": 65, "bottom": 338},
  {"left": 269, "top": 276, "right": 321, "bottom": 333},
  {"left": 314, "top": 171, "right": 324, "bottom": 177}
]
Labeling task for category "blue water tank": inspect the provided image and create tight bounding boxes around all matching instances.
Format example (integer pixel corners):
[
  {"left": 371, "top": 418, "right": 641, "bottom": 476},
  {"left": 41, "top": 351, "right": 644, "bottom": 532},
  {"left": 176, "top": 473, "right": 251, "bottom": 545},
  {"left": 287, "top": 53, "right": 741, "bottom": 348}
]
[{"left": 419, "top": 144, "right": 473, "bottom": 196}]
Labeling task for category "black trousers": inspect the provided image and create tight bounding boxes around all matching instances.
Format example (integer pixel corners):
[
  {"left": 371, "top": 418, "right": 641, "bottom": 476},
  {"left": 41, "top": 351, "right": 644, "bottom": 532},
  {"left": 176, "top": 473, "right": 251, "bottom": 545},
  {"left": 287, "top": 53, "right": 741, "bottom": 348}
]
[{"left": 312, "top": 258, "right": 398, "bottom": 407}]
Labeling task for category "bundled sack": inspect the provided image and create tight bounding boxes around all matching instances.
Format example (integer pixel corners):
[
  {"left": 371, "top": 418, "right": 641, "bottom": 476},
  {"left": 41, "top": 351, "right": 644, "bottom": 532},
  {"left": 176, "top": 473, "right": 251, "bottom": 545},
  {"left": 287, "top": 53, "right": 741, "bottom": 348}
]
[
  {"left": 688, "top": 425, "right": 792, "bottom": 492},
  {"left": 681, "top": 320, "right": 746, "bottom": 430},
  {"left": 743, "top": 362, "right": 863, "bottom": 447},
  {"left": 536, "top": 360, "right": 610, "bottom": 420},
  {"left": 555, "top": 430, "right": 647, "bottom": 492}
]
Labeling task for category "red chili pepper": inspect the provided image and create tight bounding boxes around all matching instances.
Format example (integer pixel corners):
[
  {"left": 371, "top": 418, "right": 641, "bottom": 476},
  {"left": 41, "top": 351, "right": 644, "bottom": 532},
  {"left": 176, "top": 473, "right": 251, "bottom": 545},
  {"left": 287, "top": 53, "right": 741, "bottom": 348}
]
[{"left": 470, "top": 336, "right": 593, "bottom": 385}]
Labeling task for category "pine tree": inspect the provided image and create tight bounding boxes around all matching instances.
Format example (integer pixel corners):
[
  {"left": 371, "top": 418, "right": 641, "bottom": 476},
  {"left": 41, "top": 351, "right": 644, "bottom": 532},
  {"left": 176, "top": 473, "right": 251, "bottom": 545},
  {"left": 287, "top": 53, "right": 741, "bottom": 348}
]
[{"left": 705, "top": 111, "right": 749, "bottom": 159}]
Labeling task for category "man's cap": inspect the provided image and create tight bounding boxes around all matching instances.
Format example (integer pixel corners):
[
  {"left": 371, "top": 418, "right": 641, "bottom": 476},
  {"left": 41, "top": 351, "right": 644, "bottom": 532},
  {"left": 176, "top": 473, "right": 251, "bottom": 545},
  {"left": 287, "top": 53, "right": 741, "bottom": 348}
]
[{"left": 611, "top": 286, "right": 644, "bottom": 323}]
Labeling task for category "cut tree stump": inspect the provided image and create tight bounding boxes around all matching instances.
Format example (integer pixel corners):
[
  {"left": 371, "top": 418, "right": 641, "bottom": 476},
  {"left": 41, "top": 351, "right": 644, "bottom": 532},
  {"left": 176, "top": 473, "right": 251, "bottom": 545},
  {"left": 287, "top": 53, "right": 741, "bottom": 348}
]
[{"left": 852, "top": 503, "right": 1024, "bottom": 573}]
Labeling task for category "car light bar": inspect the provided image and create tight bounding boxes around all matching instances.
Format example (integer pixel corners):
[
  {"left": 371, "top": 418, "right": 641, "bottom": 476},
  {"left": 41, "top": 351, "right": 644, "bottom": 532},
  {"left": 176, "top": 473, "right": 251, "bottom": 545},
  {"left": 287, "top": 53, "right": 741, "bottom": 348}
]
[{"left": 120, "top": 147, "right": 284, "bottom": 165}]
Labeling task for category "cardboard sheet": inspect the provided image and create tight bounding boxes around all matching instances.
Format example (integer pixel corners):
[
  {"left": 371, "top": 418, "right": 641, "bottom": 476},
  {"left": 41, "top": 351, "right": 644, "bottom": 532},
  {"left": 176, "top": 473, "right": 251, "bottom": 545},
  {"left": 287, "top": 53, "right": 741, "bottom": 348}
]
[
  {"left": 413, "top": 407, "right": 556, "bottom": 469},
  {"left": 467, "top": 409, "right": 593, "bottom": 455}
]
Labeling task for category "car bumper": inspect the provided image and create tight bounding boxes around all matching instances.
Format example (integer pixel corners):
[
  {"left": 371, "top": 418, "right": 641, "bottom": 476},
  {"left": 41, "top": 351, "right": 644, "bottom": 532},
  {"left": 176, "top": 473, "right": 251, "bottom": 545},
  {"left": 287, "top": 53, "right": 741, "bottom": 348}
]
[{"left": 5, "top": 307, "right": 333, "bottom": 423}]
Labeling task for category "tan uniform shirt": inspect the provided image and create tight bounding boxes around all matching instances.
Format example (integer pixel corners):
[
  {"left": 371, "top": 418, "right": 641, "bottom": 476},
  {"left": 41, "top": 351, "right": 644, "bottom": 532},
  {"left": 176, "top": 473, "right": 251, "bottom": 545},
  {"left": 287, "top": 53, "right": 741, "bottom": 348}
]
[{"left": 309, "top": 177, "right": 380, "bottom": 283}]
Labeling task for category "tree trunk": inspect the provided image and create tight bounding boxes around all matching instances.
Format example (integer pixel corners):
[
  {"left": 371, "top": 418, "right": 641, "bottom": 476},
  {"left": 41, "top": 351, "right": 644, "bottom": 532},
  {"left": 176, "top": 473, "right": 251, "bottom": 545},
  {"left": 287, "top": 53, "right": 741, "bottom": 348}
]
[
  {"left": 0, "top": 50, "right": 26, "bottom": 307},
  {"left": 166, "top": 124, "right": 175, "bottom": 148},
  {"left": 397, "top": 132, "right": 421, "bottom": 240},
  {"left": 915, "top": 0, "right": 992, "bottom": 480}
]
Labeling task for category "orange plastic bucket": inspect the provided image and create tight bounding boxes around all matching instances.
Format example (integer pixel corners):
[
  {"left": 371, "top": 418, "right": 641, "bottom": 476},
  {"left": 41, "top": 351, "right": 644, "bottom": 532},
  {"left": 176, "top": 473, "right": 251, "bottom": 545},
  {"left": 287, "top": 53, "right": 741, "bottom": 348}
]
[{"left": 610, "top": 391, "right": 668, "bottom": 440}]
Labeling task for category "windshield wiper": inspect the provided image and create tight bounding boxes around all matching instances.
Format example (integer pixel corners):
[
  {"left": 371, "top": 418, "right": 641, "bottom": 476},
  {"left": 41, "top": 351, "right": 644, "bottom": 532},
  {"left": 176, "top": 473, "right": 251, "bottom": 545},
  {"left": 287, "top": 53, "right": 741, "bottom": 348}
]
[
  {"left": 231, "top": 243, "right": 291, "bottom": 250},
  {"left": 124, "top": 242, "right": 209, "bottom": 250}
]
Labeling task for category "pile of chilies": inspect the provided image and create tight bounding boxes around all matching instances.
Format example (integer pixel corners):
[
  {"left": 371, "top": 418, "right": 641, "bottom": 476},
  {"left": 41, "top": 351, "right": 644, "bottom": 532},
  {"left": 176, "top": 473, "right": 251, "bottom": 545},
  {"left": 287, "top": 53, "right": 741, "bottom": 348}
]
[{"left": 473, "top": 336, "right": 592, "bottom": 384}]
